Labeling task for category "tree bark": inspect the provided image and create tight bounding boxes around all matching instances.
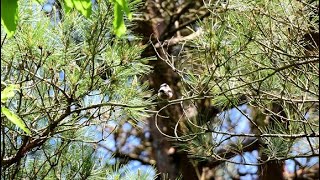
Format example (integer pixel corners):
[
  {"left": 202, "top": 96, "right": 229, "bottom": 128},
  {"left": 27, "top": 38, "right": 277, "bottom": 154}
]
[{"left": 135, "top": 1, "right": 199, "bottom": 179}]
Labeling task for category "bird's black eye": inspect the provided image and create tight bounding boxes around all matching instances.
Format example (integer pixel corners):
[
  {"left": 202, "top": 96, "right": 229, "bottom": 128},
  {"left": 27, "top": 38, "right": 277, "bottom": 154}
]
[{"left": 159, "top": 89, "right": 164, "bottom": 93}]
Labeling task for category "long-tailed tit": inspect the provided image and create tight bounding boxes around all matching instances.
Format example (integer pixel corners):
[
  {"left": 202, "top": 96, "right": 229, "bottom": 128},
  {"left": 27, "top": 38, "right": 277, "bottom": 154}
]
[{"left": 158, "top": 83, "right": 173, "bottom": 100}]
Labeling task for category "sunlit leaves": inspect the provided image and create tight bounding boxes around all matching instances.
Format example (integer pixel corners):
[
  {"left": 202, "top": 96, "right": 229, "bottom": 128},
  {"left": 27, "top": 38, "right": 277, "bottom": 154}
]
[
  {"left": 1, "top": 0, "right": 18, "bottom": 38},
  {"left": 1, "top": 84, "right": 30, "bottom": 135},
  {"left": 1, "top": 107, "right": 31, "bottom": 135},
  {"left": 1, "top": 84, "right": 19, "bottom": 103},
  {"left": 63, "top": 0, "right": 132, "bottom": 37},
  {"left": 0, "top": 0, "right": 93, "bottom": 38},
  {"left": 113, "top": 2, "right": 126, "bottom": 37},
  {"left": 114, "top": 0, "right": 132, "bottom": 20},
  {"left": 1, "top": 0, "right": 131, "bottom": 38},
  {"left": 63, "top": 0, "right": 92, "bottom": 18},
  {"left": 111, "top": 0, "right": 133, "bottom": 37}
]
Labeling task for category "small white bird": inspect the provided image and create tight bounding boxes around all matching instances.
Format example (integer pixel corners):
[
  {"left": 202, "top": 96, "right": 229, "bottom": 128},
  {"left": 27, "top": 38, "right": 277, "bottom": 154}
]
[{"left": 158, "top": 83, "right": 173, "bottom": 100}]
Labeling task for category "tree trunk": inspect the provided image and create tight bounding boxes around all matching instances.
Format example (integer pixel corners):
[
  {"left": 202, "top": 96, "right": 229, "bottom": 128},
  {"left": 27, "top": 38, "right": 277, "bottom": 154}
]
[{"left": 135, "top": 1, "right": 199, "bottom": 179}]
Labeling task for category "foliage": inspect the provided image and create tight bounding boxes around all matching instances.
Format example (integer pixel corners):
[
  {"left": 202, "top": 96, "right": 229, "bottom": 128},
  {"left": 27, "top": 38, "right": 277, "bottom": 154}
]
[
  {"left": 154, "top": 0, "right": 318, "bottom": 172},
  {"left": 1, "top": 0, "right": 132, "bottom": 38},
  {"left": 1, "top": 0, "right": 155, "bottom": 179},
  {"left": 63, "top": 0, "right": 92, "bottom": 18},
  {"left": 1, "top": 84, "right": 19, "bottom": 103},
  {"left": 1, "top": 84, "right": 31, "bottom": 134},
  {"left": 1, "top": 107, "right": 31, "bottom": 135},
  {"left": 111, "top": 0, "right": 133, "bottom": 37},
  {"left": 1, "top": 0, "right": 18, "bottom": 37},
  {"left": 1, "top": 0, "right": 319, "bottom": 179}
]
